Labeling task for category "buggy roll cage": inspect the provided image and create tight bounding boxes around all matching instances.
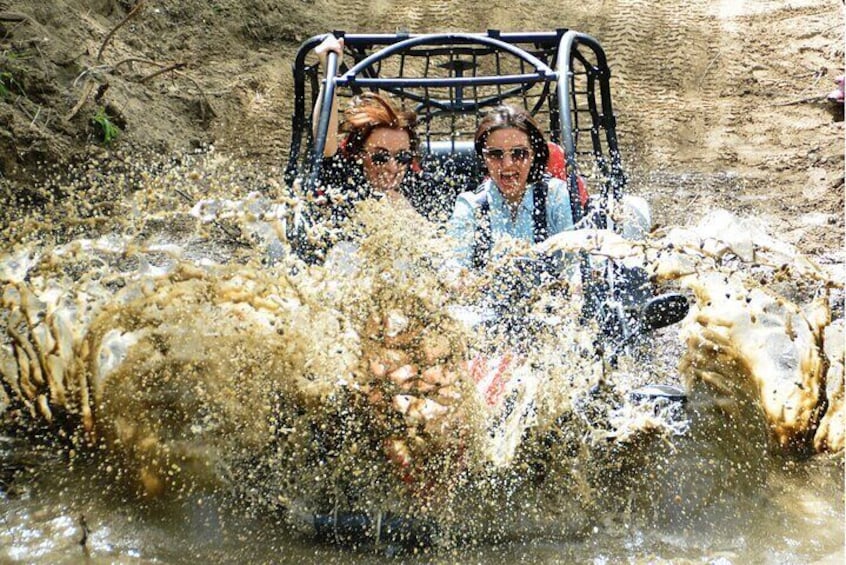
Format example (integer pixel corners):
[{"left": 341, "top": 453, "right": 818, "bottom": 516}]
[{"left": 284, "top": 30, "right": 627, "bottom": 230}]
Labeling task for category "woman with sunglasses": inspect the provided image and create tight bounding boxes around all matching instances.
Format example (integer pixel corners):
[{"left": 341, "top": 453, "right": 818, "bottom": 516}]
[
  {"left": 447, "top": 105, "right": 575, "bottom": 270},
  {"left": 312, "top": 35, "right": 433, "bottom": 225}
]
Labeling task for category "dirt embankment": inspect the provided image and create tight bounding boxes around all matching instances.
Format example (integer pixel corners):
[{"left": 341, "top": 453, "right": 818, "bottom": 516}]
[{"left": 0, "top": 0, "right": 842, "bottom": 252}]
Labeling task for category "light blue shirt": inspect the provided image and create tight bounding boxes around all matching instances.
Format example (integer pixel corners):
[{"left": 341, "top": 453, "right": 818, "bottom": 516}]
[{"left": 447, "top": 176, "right": 574, "bottom": 269}]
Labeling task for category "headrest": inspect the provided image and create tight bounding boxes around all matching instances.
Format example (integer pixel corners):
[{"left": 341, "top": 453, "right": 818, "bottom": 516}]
[{"left": 421, "top": 140, "right": 476, "bottom": 157}]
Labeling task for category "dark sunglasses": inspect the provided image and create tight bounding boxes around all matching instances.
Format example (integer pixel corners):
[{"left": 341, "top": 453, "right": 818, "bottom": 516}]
[
  {"left": 366, "top": 149, "right": 414, "bottom": 166},
  {"left": 483, "top": 146, "right": 532, "bottom": 162}
]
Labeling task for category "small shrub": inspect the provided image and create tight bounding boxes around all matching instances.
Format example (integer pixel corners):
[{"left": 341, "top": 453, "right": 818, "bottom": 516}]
[
  {"left": 0, "top": 71, "right": 12, "bottom": 98},
  {"left": 0, "top": 51, "right": 26, "bottom": 99},
  {"left": 92, "top": 106, "right": 120, "bottom": 145},
  {"left": 0, "top": 71, "right": 25, "bottom": 99}
]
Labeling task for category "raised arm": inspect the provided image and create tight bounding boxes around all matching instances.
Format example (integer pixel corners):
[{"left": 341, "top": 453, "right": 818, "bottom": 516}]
[{"left": 312, "top": 34, "right": 343, "bottom": 157}]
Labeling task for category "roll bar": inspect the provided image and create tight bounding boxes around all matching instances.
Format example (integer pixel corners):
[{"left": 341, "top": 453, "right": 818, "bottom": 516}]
[{"left": 286, "top": 30, "right": 626, "bottom": 232}]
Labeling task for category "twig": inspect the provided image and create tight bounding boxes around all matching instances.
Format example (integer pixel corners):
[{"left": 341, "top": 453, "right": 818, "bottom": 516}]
[
  {"left": 139, "top": 62, "right": 186, "bottom": 83},
  {"left": 215, "top": 221, "right": 250, "bottom": 246},
  {"left": 111, "top": 56, "right": 175, "bottom": 71},
  {"left": 773, "top": 95, "right": 827, "bottom": 107},
  {"left": 18, "top": 35, "right": 46, "bottom": 60},
  {"left": 64, "top": 81, "right": 95, "bottom": 121},
  {"left": 794, "top": 69, "right": 827, "bottom": 99},
  {"left": 96, "top": 0, "right": 145, "bottom": 63},
  {"left": 52, "top": 50, "right": 88, "bottom": 67},
  {"left": 40, "top": 107, "right": 54, "bottom": 129},
  {"left": 0, "top": 12, "right": 29, "bottom": 22},
  {"left": 697, "top": 50, "right": 721, "bottom": 88},
  {"left": 681, "top": 192, "right": 701, "bottom": 212},
  {"left": 66, "top": 0, "right": 148, "bottom": 123},
  {"left": 173, "top": 188, "right": 194, "bottom": 202},
  {"left": 29, "top": 105, "right": 40, "bottom": 128},
  {"left": 72, "top": 65, "right": 111, "bottom": 87},
  {"left": 73, "top": 58, "right": 176, "bottom": 84},
  {"left": 14, "top": 95, "right": 33, "bottom": 121},
  {"left": 172, "top": 70, "right": 217, "bottom": 119}
]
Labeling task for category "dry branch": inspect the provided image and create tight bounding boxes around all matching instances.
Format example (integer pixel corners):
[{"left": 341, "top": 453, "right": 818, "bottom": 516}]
[
  {"left": 96, "top": 0, "right": 145, "bottom": 63},
  {"left": 0, "top": 12, "right": 29, "bottom": 22},
  {"left": 171, "top": 70, "right": 217, "bottom": 119},
  {"left": 64, "top": 81, "right": 95, "bottom": 121},
  {"left": 65, "top": 1, "right": 213, "bottom": 125},
  {"left": 773, "top": 95, "right": 828, "bottom": 107},
  {"left": 112, "top": 57, "right": 176, "bottom": 71},
  {"left": 139, "top": 62, "right": 187, "bottom": 83},
  {"left": 66, "top": 1, "right": 147, "bottom": 121}
]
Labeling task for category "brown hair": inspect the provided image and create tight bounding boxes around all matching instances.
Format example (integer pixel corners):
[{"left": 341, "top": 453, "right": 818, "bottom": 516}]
[
  {"left": 474, "top": 105, "right": 549, "bottom": 183},
  {"left": 340, "top": 92, "right": 419, "bottom": 157}
]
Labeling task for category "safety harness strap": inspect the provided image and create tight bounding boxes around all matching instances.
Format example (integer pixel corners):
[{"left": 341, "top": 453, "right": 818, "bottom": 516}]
[{"left": 471, "top": 178, "right": 549, "bottom": 270}]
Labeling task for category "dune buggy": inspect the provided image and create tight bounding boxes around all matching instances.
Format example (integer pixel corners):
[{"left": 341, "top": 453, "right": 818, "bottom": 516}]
[
  {"left": 284, "top": 29, "right": 624, "bottom": 224},
  {"left": 280, "top": 29, "right": 689, "bottom": 548},
  {"left": 284, "top": 29, "right": 685, "bottom": 343}
]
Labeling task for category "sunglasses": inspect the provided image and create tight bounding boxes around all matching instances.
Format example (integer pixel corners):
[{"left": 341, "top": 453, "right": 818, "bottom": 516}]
[
  {"left": 483, "top": 146, "right": 532, "bottom": 162},
  {"left": 366, "top": 149, "right": 414, "bottom": 166}
]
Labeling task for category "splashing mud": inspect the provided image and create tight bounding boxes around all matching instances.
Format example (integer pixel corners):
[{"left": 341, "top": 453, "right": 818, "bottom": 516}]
[
  {"left": 0, "top": 0, "right": 842, "bottom": 559},
  {"left": 1, "top": 149, "right": 842, "bottom": 560}
]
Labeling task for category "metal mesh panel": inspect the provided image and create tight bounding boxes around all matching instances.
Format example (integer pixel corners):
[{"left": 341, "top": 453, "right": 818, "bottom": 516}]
[{"left": 334, "top": 43, "right": 557, "bottom": 143}]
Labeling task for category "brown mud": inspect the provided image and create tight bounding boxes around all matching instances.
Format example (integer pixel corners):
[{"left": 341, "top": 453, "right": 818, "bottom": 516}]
[{"left": 0, "top": 0, "right": 842, "bottom": 252}]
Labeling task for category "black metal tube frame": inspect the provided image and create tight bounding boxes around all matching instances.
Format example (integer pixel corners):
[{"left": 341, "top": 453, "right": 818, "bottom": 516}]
[{"left": 286, "top": 29, "right": 626, "bottom": 233}]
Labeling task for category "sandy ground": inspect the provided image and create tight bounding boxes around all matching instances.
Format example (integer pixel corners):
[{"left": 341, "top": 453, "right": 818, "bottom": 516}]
[{"left": 0, "top": 0, "right": 842, "bottom": 253}]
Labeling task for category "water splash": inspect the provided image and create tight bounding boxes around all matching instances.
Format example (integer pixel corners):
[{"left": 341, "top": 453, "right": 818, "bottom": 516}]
[{"left": 1, "top": 151, "right": 842, "bottom": 554}]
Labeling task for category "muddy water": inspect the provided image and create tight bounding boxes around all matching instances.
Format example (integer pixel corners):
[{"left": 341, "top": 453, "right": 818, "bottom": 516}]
[
  {"left": 1, "top": 447, "right": 842, "bottom": 563},
  {"left": 1, "top": 153, "right": 844, "bottom": 563}
]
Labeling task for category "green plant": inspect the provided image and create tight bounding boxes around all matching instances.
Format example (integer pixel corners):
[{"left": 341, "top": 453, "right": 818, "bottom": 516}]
[
  {"left": 0, "top": 70, "right": 23, "bottom": 99},
  {"left": 0, "top": 72, "right": 12, "bottom": 97},
  {"left": 0, "top": 50, "right": 27, "bottom": 98},
  {"left": 92, "top": 106, "right": 120, "bottom": 145}
]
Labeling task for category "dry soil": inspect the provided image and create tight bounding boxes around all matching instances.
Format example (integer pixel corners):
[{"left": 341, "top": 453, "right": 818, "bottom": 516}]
[{"left": 0, "top": 0, "right": 842, "bottom": 253}]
